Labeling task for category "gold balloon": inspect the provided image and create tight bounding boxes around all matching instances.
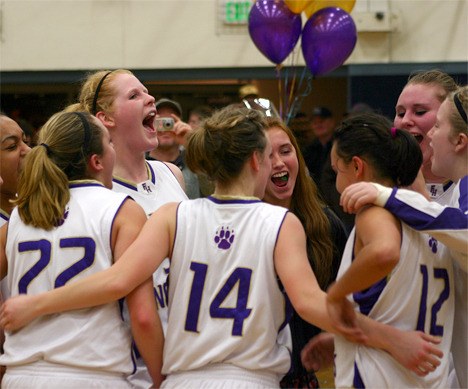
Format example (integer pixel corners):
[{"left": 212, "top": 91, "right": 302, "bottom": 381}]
[
  {"left": 285, "top": 0, "right": 313, "bottom": 14},
  {"left": 304, "top": 0, "right": 356, "bottom": 18}
]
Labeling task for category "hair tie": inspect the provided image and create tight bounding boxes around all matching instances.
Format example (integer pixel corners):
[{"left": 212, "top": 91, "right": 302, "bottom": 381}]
[
  {"left": 92, "top": 71, "right": 113, "bottom": 115},
  {"left": 454, "top": 92, "right": 467, "bottom": 124},
  {"left": 40, "top": 143, "right": 51, "bottom": 155},
  {"left": 73, "top": 112, "right": 92, "bottom": 153},
  {"left": 390, "top": 127, "right": 397, "bottom": 138}
]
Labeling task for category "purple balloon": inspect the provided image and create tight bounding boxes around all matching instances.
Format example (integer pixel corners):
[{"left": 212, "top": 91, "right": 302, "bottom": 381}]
[
  {"left": 248, "top": 0, "right": 302, "bottom": 65},
  {"left": 302, "top": 7, "right": 357, "bottom": 76}
]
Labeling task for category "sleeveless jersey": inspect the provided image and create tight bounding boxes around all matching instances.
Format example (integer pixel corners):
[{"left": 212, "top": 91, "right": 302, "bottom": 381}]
[
  {"left": 427, "top": 181, "right": 455, "bottom": 205},
  {"left": 112, "top": 160, "right": 187, "bottom": 332},
  {"left": 112, "top": 161, "right": 187, "bottom": 388},
  {"left": 334, "top": 222, "right": 454, "bottom": 388},
  {"left": 382, "top": 176, "right": 467, "bottom": 388},
  {"left": 0, "top": 209, "right": 10, "bottom": 300},
  {"left": 162, "top": 197, "right": 292, "bottom": 378},
  {"left": 0, "top": 181, "right": 134, "bottom": 374}
]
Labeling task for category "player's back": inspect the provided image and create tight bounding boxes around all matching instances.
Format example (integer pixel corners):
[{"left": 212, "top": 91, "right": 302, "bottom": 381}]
[
  {"left": 1, "top": 181, "right": 134, "bottom": 374},
  {"left": 335, "top": 222, "right": 454, "bottom": 388},
  {"left": 163, "top": 196, "right": 292, "bottom": 377}
]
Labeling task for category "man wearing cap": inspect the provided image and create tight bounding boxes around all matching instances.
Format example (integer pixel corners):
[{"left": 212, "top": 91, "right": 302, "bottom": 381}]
[
  {"left": 148, "top": 98, "right": 201, "bottom": 199},
  {"left": 304, "top": 106, "right": 355, "bottom": 232},
  {"left": 303, "top": 106, "right": 336, "bottom": 185}
]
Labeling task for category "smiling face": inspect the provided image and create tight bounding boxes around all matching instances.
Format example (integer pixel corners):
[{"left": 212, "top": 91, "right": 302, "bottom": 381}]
[
  {"left": 394, "top": 83, "right": 445, "bottom": 182},
  {"left": 254, "top": 135, "right": 273, "bottom": 200},
  {"left": 330, "top": 143, "right": 358, "bottom": 194},
  {"left": 94, "top": 118, "right": 116, "bottom": 189},
  {"left": 263, "top": 127, "right": 298, "bottom": 208},
  {"left": 0, "top": 116, "right": 31, "bottom": 201},
  {"left": 105, "top": 73, "right": 158, "bottom": 154},
  {"left": 428, "top": 99, "right": 458, "bottom": 180}
]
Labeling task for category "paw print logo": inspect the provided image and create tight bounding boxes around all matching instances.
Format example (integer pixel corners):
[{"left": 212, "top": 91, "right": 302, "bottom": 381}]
[
  {"left": 428, "top": 237, "right": 438, "bottom": 253},
  {"left": 56, "top": 206, "right": 70, "bottom": 227},
  {"left": 214, "top": 226, "right": 235, "bottom": 250}
]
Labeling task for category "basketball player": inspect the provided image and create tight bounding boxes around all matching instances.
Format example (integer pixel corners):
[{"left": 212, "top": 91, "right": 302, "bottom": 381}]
[
  {"left": 327, "top": 113, "right": 455, "bottom": 387},
  {"left": 0, "top": 111, "right": 163, "bottom": 388}
]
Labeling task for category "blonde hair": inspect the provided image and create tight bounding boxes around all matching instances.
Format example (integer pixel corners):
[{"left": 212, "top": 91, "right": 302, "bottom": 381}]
[
  {"left": 264, "top": 117, "right": 334, "bottom": 288},
  {"left": 78, "top": 69, "right": 133, "bottom": 114},
  {"left": 446, "top": 85, "right": 468, "bottom": 137},
  {"left": 407, "top": 69, "right": 458, "bottom": 102},
  {"left": 14, "top": 111, "right": 104, "bottom": 230},
  {"left": 186, "top": 106, "right": 267, "bottom": 185}
]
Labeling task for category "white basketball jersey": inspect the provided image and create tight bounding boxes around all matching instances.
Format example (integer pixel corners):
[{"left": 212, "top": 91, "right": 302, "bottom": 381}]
[
  {"left": 162, "top": 197, "right": 292, "bottom": 378},
  {"left": 385, "top": 177, "right": 467, "bottom": 388},
  {"left": 334, "top": 223, "right": 454, "bottom": 388},
  {"left": 112, "top": 160, "right": 187, "bottom": 331},
  {"left": 112, "top": 161, "right": 187, "bottom": 388},
  {"left": 0, "top": 181, "right": 134, "bottom": 374},
  {"left": 0, "top": 209, "right": 10, "bottom": 300}
]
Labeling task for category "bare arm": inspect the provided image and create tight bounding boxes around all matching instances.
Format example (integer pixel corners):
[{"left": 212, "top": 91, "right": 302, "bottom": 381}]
[
  {"left": 164, "top": 162, "right": 186, "bottom": 192},
  {"left": 0, "top": 201, "right": 178, "bottom": 331},
  {"left": 126, "top": 280, "right": 164, "bottom": 387},
  {"left": 274, "top": 213, "right": 365, "bottom": 341},
  {"left": 112, "top": 201, "right": 164, "bottom": 387}
]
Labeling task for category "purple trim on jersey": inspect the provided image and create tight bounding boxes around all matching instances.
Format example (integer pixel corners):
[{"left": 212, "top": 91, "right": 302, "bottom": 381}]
[
  {"left": 172, "top": 202, "right": 183, "bottom": 260},
  {"left": 160, "top": 161, "right": 178, "bottom": 183},
  {"left": 353, "top": 277, "right": 387, "bottom": 316},
  {"left": 69, "top": 182, "right": 105, "bottom": 189},
  {"left": 353, "top": 362, "right": 365, "bottom": 388},
  {"left": 276, "top": 210, "right": 293, "bottom": 332},
  {"left": 385, "top": 182, "right": 468, "bottom": 231},
  {"left": 443, "top": 180, "right": 454, "bottom": 192},
  {"left": 458, "top": 176, "right": 468, "bottom": 213},
  {"left": 207, "top": 196, "right": 262, "bottom": 205},
  {"left": 109, "top": 196, "right": 133, "bottom": 250},
  {"left": 0, "top": 211, "right": 9, "bottom": 223},
  {"left": 350, "top": 236, "right": 387, "bottom": 316},
  {"left": 112, "top": 177, "right": 137, "bottom": 191},
  {"left": 147, "top": 161, "right": 156, "bottom": 184}
]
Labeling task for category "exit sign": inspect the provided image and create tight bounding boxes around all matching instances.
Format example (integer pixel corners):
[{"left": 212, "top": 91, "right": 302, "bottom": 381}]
[{"left": 223, "top": 0, "right": 254, "bottom": 25}]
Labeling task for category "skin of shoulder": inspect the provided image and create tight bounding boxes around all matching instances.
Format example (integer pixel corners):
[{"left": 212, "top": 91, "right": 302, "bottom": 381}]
[{"left": 164, "top": 161, "right": 186, "bottom": 191}]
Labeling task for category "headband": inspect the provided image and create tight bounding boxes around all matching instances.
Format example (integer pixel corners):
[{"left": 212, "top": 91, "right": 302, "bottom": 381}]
[
  {"left": 453, "top": 92, "right": 467, "bottom": 124},
  {"left": 73, "top": 112, "right": 92, "bottom": 153},
  {"left": 91, "top": 71, "right": 113, "bottom": 115}
]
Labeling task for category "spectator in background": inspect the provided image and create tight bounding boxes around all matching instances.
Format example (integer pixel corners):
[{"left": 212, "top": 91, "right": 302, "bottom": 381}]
[
  {"left": 303, "top": 107, "right": 336, "bottom": 185},
  {"left": 15, "top": 118, "right": 35, "bottom": 147},
  {"left": 187, "top": 105, "right": 215, "bottom": 197},
  {"left": 148, "top": 98, "right": 201, "bottom": 199},
  {"left": 188, "top": 105, "right": 213, "bottom": 130},
  {"left": 289, "top": 112, "right": 315, "bottom": 153},
  {"left": 303, "top": 107, "right": 355, "bottom": 232}
]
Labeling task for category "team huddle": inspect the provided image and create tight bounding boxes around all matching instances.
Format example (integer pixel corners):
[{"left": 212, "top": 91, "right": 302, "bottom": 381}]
[{"left": 0, "top": 69, "right": 466, "bottom": 389}]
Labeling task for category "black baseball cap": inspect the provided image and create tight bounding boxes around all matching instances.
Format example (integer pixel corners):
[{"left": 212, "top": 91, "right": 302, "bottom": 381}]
[
  {"left": 311, "top": 106, "right": 333, "bottom": 118},
  {"left": 155, "top": 98, "right": 182, "bottom": 117}
]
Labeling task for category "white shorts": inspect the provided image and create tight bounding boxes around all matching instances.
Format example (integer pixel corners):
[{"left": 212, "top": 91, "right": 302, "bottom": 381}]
[
  {"left": 161, "top": 363, "right": 280, "bottom": 389},
  {"left": 2, "top": 361, "right": 131, "bottom": 389}
]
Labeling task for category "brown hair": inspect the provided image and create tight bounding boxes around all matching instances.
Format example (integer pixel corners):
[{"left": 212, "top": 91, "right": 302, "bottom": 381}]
[
  {"left": 264, "top": 117, "right": 335, "bottom": 289},
  {"left": 186, "top": 106, "right": 267, "bottom": 185}
]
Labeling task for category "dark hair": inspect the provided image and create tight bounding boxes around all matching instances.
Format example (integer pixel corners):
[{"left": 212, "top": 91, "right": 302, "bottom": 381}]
[
  {"left": 334, "top": 113, "right": 422, "bottom": 187},
  {"left": 186, "top": 106, "right": 267, "bottom": 185}
]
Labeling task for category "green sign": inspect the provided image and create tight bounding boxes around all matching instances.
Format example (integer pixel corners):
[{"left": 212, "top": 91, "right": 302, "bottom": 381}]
[{"left": 225, "top": 0, "right": 253, "bottom": 24}]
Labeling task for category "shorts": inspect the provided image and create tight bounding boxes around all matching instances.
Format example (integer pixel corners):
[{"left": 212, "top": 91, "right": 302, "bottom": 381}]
[
  {"left": 162, "top": 363, "right": 280, "bottom": 389},
  {"left": 2, "top": 360, "right": 131, "bottom": 389}
]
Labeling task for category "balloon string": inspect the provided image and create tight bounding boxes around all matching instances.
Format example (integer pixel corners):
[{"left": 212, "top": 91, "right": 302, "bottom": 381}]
[{"left": 276, "top": 64, "right": 283, "bottom": 119}]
